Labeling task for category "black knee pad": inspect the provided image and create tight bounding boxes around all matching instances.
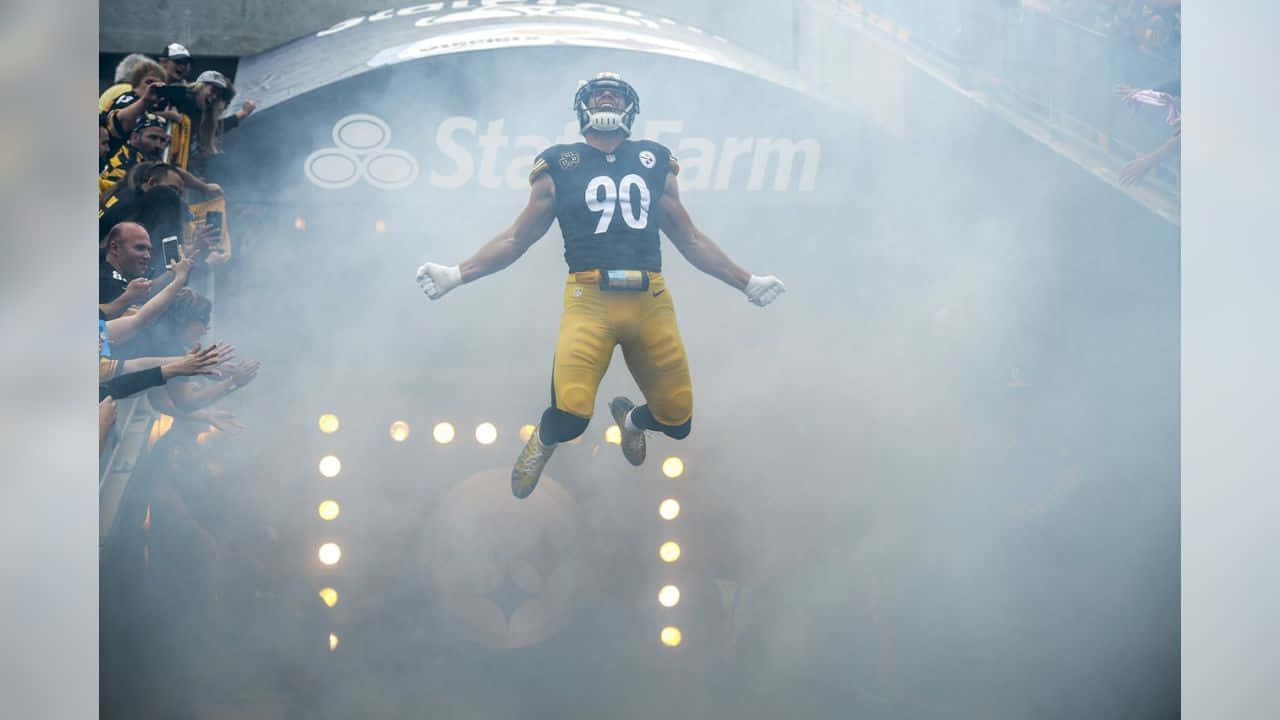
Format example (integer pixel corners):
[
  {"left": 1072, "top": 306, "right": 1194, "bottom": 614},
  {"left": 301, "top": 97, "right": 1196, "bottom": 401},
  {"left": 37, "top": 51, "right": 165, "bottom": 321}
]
[{"left": 539, "top": 407, "right": 589, "bottom": 444}]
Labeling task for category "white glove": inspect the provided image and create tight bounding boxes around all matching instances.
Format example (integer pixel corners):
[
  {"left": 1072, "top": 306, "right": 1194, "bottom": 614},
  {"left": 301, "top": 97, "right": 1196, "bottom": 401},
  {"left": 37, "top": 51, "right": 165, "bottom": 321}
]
[
  {"left": 744, "top": 274, "right": 786, "bottom": 307},
  {"left": 416, "top": 262, "right": 462, "bottom": 300}
]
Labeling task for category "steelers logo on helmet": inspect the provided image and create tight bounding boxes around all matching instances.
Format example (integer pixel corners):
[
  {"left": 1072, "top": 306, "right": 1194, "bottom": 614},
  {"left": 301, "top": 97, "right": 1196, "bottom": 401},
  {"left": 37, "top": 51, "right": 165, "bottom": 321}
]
[{"left": 574, "top": 72, "right": 640, "bottom": 137}]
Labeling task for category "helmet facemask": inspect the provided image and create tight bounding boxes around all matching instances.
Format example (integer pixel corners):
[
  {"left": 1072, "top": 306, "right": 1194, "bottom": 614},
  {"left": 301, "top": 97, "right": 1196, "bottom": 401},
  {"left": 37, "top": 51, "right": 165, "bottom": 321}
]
[{"left": 574, "top": 73, "right": 640, "bottom": 137}]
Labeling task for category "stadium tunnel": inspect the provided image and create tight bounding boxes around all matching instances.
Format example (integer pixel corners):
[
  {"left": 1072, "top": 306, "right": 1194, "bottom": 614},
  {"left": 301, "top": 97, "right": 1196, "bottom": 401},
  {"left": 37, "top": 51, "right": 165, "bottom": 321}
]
[{"left": 103, "top": 3, "right": 1179, "bottom": 718}]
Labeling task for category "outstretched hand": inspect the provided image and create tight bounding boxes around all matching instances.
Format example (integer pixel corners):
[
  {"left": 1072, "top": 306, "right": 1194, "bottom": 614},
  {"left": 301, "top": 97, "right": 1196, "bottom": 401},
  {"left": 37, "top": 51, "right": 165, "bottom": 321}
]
[
  {"left": 416, "top": 262, "right": 462, "bottom": 300},
  {"left": 166, "top": 342, "right": 225, "bottom": 378},
  {"left": 226, "top": 360, "right": 261, "bottom": 389},
  {"left": 744, "top": 274, "right": 786, "bottom": 307}
]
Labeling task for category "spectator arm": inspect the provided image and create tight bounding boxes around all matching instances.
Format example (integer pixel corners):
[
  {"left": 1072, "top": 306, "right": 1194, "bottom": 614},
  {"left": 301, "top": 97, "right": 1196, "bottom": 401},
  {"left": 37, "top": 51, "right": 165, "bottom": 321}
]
[
  {"left": 105, "top": 272, "right": 188, "bottom": 343},
  {"left": 120, "top": 356, "right": 183, "bottom": 375},
  {"left": 111, "top": 94, "right": 149, "bottom": 138},
  {"left": 1150, "top": 132, "right": 1180, "bottom": 160},
  {"left": 219, "top": 113, "right": 241, "bottom": 134},
  {"left": 163, "top": 377, "right": 237, "bottom": 413},
  {"left": 99, "top": 367, "right": 165, "bottom": 401},
  {"left": 99, "top": 295, "right": 133, "bottom": 320},
  {"left": 172, "top": 165, "right": 219, "bottom": 195}
]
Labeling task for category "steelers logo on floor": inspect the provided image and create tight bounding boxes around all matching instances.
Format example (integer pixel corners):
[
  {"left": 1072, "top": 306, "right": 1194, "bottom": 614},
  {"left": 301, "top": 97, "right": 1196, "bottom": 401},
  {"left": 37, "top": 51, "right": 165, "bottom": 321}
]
[{"left": 423, "top": 466, "right": 585, "bottom": 649}]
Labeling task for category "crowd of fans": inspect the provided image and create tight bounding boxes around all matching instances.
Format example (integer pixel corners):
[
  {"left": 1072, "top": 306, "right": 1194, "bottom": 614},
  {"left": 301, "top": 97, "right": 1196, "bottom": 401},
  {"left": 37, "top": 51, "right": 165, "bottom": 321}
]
[
  {"left": 1039, "top": 0, "right": 1180, "bottom": 59},
  {"left": 98, "top": 41, "right": 259, "bottom": 454},
  {"left": 1040, "top": 0, "right": 1182, "bottom": 184}
]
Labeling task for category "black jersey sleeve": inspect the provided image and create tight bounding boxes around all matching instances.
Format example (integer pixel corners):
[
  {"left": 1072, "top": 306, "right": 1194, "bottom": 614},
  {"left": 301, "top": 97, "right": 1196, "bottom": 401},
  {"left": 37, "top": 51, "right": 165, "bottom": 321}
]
[
  {"left": 529, "top": 153, "right": 552, "bottom": 185},
  {"left": 529, "top": 145, "right": 565, "bottom": 186}
]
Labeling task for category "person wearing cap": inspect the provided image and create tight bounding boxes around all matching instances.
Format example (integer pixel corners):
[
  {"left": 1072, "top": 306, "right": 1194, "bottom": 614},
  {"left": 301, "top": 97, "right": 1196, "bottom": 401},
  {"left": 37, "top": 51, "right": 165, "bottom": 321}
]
[
  {"left": 100, "top": 113, "right": 170, "bottom": 196},
  {"left": 157, "top": 43, "right": 192, "bottom": 84},
  {"left": 164, "top": 70, "right": 255, "bottom": 170}
]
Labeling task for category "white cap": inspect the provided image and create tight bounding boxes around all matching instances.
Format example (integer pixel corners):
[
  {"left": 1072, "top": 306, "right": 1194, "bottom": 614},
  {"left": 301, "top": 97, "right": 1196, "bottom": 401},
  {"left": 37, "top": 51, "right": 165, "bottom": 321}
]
[
  {"left": 161, "top": 42, "right": 191, "bottom": 60},
  {"left": 195, "top": 70, "right": 230, "bottom": 89}
]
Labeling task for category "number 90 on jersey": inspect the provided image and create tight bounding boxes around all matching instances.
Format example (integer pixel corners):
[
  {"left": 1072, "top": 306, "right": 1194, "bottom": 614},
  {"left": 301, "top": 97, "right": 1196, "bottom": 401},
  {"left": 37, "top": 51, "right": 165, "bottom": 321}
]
[{"left": 586, "top": 174, "right": 651, "bottom": 234}]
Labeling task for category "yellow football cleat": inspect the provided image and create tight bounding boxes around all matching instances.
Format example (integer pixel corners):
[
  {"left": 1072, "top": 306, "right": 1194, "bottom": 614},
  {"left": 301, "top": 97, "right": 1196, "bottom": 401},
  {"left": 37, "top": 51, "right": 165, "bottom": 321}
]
[{"left": 511, "top": 424, "right": 556, "bottom": 498}]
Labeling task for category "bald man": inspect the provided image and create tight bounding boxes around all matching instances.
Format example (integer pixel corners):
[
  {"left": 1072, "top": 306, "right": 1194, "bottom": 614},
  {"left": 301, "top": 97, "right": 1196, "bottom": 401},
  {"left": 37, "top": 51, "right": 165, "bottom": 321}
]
[{"left": 100, "top": 222, "right": 154, "bottom": 319}]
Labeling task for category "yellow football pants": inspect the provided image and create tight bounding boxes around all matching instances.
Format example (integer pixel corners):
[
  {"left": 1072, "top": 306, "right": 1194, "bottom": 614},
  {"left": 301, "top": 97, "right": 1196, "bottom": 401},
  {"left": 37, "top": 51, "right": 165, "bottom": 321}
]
[{"left": 551, "top": 271, "right": 693, "bottom": 426}]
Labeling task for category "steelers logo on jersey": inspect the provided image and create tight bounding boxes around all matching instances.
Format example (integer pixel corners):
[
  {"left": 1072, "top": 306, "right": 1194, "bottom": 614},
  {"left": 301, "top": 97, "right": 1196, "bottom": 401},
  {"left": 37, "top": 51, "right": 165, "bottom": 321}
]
[
  {"left": 559, "top": 150, "right": 581, "bottom": 170},
  {"left": 638, "top": 150, "right": 656, "bottom": 168}
]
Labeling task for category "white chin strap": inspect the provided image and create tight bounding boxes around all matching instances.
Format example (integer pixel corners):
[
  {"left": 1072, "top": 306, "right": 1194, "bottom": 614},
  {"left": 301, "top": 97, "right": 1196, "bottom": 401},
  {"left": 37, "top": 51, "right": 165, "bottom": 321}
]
[{"left": 586, "top": 110, "right": 628, "bottom": 134}]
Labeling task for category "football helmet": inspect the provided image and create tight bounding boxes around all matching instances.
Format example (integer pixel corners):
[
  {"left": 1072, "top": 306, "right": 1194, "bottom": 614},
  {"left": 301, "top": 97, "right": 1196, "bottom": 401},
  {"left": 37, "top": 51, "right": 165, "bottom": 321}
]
[{"left": 574, "top": 72, "right": 640, "bottom": 136}]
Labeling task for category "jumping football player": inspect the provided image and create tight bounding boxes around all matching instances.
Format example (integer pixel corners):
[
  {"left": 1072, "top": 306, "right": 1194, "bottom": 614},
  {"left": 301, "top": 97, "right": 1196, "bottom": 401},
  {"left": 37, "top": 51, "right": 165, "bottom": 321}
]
[{"left": 417, "top": 72, "right": 786, "bottom": 498}]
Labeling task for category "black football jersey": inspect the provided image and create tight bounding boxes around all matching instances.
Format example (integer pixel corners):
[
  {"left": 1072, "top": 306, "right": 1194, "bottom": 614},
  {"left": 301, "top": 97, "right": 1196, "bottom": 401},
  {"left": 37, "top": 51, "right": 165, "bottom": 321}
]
[{"left": 530, "top": 140, "right": 678, "bottom": 273}]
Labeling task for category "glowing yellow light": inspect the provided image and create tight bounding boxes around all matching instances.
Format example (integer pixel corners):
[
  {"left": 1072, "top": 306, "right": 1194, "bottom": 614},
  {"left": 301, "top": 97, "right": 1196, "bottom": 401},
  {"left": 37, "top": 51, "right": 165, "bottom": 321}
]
[
  {"left": 662, "top": 457, "right": 684, "bottom": 478},
  {"left": 195, "top": 431, "right": 213, "bottom": 445},
  {"left": 659, "top": 498, "right": 680, "bottom": 520},
  {"left": 474, "top": 422, "right": 498, "bottom": 445},
  {"left": 318, "top": 455, "right": 341, "bottom": 478},
  {"left": 147, "top": 414, "right": 174, "bottom": 449},
  {"left": 375, "top": 219, "right": 387, "bottom": 233},
  {"left": 329, "top": 633, "right": 339, "bottom": 651},
  {"left": 294, "top": 216, "right": 306, "bottom": 231},
  {"left": 433, "top": 422, "right": 455, "bottom": 444},
  {"left": 318, "top": 414, "right": 339, "bottom": 433},
  {"left": 390, "top": 420, "right": 410, "bottom": 442},
  {"left": 318, "top": 500, "right": 340, "bottom": 521},
  {"left": 605, "top": 424, "right": 621, "bottom": 444},
  {"left": 658, "top": 584, "right": 681, "bottom": 608},
  {"left": 318, "top": 542, "right": 342, "bottom": 566},
  {"left": 318, "top": 587, "right": 339, "bottom": 608},
  {"left": 660, "top": 626, "right": 683, "bottom": 647},
  {"left": 519, "top": 424, "right": 535, "bottom": 443},
  {"left": 659, "top": 541, "right": 681, "bottom": 563}
]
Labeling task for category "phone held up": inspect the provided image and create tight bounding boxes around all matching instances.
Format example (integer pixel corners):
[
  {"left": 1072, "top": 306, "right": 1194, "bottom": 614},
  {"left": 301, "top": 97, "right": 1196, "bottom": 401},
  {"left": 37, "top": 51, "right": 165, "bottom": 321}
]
[
  {"left": 161, "top": 235, "right": 181, "bottom": 266},
  {"left": 153, "top": 84, "right": 188, "bottom": 105}
]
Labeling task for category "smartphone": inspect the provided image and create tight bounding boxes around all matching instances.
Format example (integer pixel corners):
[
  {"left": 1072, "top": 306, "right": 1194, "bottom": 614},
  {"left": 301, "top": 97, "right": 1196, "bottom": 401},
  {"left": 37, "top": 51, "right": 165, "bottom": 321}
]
[
  {"left": 161, "top": 235, "right": 181, "bottom": 265},
  {"left": 204, "top": 210, "right": 223, "bottom": 231},
  {"left": 154, "top": 84, "right": 188, "bottom": 105}
]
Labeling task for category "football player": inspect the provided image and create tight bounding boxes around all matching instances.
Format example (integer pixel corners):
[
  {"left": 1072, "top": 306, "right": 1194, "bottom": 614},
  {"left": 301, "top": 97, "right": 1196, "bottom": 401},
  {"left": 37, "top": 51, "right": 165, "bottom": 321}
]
[{"left": 417, "top": 72, "right": 785, "bottom": 498}]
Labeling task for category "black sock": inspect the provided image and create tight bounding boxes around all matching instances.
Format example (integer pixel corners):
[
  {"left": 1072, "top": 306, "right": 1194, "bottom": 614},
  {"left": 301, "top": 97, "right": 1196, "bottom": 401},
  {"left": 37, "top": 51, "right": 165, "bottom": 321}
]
[
  {"left": 630, "top": 404, "right": 692, "bottom": 440},
  {"left": 538, "top": 406, "right": 589, "bottom": 444}
]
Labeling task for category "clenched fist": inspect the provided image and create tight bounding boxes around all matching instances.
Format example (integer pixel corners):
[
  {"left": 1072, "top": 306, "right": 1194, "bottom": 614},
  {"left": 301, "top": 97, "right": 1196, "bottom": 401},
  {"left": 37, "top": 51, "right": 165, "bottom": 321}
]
[{"left": 416, "top": 262, "right": 462, "bottom": 300}]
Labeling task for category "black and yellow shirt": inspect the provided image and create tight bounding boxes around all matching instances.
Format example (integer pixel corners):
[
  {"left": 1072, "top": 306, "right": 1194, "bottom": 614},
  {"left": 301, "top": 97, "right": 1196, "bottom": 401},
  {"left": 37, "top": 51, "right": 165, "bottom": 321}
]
[{"left": 99, "top": 143, "right": 141, "bottom": 195}]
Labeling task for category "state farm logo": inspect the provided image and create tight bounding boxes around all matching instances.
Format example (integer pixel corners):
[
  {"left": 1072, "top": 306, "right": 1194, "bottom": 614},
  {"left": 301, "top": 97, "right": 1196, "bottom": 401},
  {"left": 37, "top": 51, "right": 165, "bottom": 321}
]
[
  {"left": 304, "top": 114, "right": 821, "bottom": 192},
  {"left": 303, "top": 114, "right": 419, "bottom": 190}
]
